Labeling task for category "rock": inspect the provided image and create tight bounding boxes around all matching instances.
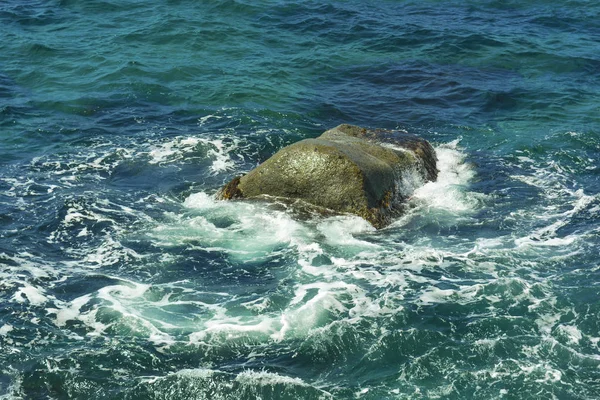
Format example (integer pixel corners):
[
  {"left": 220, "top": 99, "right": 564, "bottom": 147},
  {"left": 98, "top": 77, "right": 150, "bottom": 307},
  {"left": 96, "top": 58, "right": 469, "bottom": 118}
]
[{"left": 217, "top": 124, "right": 437, "bottom": 228}]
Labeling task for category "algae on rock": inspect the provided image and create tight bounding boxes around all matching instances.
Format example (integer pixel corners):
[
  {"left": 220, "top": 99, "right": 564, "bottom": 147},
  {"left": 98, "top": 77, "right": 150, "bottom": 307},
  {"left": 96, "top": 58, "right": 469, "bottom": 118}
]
[{"left": 217, "top": 124, "right": 438, "bottom": 228}]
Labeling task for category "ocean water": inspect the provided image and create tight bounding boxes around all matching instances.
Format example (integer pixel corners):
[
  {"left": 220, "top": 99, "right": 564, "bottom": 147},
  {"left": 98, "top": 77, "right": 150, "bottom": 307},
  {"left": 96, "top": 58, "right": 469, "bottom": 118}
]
[{"left": 1, "top": 0, "right": 599, "bottom": 398}]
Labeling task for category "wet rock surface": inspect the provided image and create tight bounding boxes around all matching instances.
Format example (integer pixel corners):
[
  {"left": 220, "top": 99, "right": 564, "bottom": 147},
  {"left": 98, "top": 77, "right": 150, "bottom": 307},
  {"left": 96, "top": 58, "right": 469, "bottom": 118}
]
[{"left": 217, "top": 124, "right": 438, "bottom": 228}]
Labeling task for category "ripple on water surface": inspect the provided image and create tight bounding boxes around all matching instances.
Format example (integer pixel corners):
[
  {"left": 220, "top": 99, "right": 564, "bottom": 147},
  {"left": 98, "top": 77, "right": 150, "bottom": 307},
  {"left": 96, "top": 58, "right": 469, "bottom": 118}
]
[
  {"left": 2, "top": 0, "right": 600, "bottom": 397},
  {"left": 3, "top": 135, "right": 598, "bottom": 398}
]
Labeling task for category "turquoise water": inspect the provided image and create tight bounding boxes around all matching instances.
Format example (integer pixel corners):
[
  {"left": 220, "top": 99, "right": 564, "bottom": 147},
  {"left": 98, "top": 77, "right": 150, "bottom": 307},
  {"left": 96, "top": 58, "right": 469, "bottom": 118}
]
[{"left": 1, "top": 1, "right": 600, "bottom": 398}]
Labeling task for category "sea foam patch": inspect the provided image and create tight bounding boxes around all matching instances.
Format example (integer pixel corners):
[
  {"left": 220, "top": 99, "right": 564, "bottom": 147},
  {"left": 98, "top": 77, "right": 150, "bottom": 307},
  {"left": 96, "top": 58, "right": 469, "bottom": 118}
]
[
  {"left": 143, "top": 141, "right": 486, "bottom": 348},
  {"left": 3, "top": 131, "right": 586, "bottom": 400},
  {"left": 154, "top": 191, "right": 310, "bottom": 260},
  {"left": 508, "top": 146, "right": 600, "bottom": 252},
  {"left": 147, "top": 136, "right": 243, "bottom": 174},
  {"left": 411, "top": 140, "right": 480, "bottom": 212},
  {"left": 316, "top": 215, "right": 377, "bottom": 249}
]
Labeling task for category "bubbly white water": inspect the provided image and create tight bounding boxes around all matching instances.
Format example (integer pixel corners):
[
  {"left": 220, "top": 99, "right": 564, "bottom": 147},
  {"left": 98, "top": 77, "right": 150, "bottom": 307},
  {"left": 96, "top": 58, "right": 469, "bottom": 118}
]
[
  {"left": 148, "top": 136, "right": 242, "bottom": 174},
  {"left": 411, "top": 140, "right": 481, "bottom": 211},
  {"left": 3, "top": 141, "right": 480, "bottom": 334},
  {"left": 36, "top": 141, "right": 481, "bottom": 348},
  {"left": 3, "top": 138, "right": 596, "bottom": 398}
]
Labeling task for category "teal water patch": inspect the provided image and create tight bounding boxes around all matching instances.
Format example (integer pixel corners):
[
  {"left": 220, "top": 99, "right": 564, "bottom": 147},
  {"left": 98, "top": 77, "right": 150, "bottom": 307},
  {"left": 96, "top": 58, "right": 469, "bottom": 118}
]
[{"left": 1, "top": 0, "right": 600, "bottom": 398}]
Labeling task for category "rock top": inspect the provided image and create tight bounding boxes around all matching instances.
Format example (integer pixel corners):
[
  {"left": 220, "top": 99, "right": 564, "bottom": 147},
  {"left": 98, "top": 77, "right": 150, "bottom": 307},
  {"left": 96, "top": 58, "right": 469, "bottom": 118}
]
[{"left": 217, "top": 124, "right": 437, "bottom": 228}]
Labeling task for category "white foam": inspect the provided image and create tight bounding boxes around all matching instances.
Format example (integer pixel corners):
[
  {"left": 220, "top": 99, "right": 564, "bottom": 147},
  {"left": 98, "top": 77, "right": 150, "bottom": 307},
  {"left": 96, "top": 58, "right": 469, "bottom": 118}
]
[
  {"left": 235, "top": 370, "right": 311, "bottom": 388},
  {"left": 0, "top": 253, "right": 54, "bottom": 280},
  {"left": 316, "top": 216, "right": 377, "bottom": 248},
  {"left": 183, "top": 271, "right": 386, "bottom": 345},
  {"left": 518, "top": 363, "right": 563, "bottom": 383},
  {"left": 143, "top": 169, "right": 528, "bottom": 349},
  {"left": 514, "top": 189, "right": 596, "bottom": 248},
  {"left": 97, "top": 281, "right": 149, "bottom": 301},
  {"left": 78, "top": 235, "right": 142, "bottom": 268},
  {"left": 12, "top": 283, "right": 47, "bottom": 306},
  {"left": 147, "top": 136, "right": 241, "bottom": 174},
  {"left": 48, "top": 294, "right": 92, "bottom": 327},
  {"left": 10, "top": 129, "right": 588, "bottom": 377},
  {"left": 42, "top": 277, "right": 187, "bottom": 346},
  {"left": 148, "top": 137, "right": 201, "bottom": 164},
  {"left": 418, "top": 287, "right": 456, "bottom": 305},
  {"left": 410, "top": 140, "right": 480, "bottom": 213},
  {"left": 155, "top": 192, "right": 309, "bottom": 261},
  {"left": 0, "top": 324, "right": 13, "bottom": 336},
  {"left": 64, "top": 209, "right": 87, "bottom": 224},
  {"left": 198, "top": 113, "right": 228, "bottom": 126},
  {"left": 142, "top": 367, "right": 220, "bottom": 386},
  {"left": 276, "top": 282, "right": 352, "bottom": 339},
  {"left": 183, "top": 191, "right": 224, "bottom": 210},
  {"left": 188, "top": 283, "right": 345, "bottom": 344},
  {"left": 517, "top": 156, "right": 535, "bottom": 163},
  {"left": 533, "top": 311, "right": 560, "bottom": 336},
  {"left": 0, "top": 372, "right": 22, "bottom": 400},
  {"left": 173, "top": 368, "right": 216, "bottom": 379},
  {"left": 202, "top": 138, "right": 236, "bottom": 173},
  {"left": 557, "top": 324, "right": 583, "bottom": 345}
]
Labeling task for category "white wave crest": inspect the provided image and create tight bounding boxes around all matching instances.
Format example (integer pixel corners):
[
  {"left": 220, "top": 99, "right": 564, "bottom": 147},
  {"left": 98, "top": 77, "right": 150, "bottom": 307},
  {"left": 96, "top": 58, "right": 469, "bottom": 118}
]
[{"left": 411, "top": 139, "right": 481, "bottom": 212}]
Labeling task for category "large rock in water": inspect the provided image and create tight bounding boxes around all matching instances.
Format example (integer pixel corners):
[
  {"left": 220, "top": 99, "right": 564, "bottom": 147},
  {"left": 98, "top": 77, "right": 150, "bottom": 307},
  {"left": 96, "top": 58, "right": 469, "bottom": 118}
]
[{"left": 217, "top": 124, "right": 438, "bottom": 228}]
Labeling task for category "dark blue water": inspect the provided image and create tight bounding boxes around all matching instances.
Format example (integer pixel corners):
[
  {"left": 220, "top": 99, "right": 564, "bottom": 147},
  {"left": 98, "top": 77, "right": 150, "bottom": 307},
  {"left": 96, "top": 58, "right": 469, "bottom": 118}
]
[{"left": 1, "top": 1, "right": 600, "bottom": 398}]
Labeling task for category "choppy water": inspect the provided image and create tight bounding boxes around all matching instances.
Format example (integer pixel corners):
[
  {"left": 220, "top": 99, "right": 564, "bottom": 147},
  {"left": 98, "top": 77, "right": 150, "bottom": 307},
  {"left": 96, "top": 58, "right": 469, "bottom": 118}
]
[{"left": 1, "top": 1, "right": 600, "bottom": 399}]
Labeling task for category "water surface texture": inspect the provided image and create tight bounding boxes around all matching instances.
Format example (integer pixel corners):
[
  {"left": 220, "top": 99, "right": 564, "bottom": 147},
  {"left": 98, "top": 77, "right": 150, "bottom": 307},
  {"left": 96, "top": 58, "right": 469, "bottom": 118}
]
[{"left": 1, "top": 0, "right": 600, "bottom": 399}]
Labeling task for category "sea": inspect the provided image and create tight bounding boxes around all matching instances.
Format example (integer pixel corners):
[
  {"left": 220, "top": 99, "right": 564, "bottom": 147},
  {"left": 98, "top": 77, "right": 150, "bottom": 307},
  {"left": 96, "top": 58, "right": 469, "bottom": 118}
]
[{"left": 1, "top": 1, "right": 599, "bottom": 399}]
